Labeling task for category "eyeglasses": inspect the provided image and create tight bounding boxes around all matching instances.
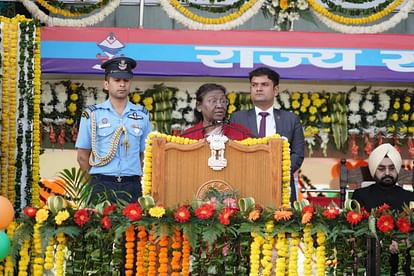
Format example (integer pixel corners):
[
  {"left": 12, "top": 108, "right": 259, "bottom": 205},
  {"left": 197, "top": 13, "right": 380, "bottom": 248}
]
[{"left": 206, "top": 98, "right": 229, "bottom": 106}]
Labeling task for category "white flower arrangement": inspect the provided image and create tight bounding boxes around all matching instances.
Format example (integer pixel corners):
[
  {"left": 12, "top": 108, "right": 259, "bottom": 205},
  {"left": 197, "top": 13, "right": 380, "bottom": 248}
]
[
  {"left": 20, "top": 0, "right": 121, "bottom": 27},
  {"left": 159, "top": 0, "right": 265, "bottom": 30},
  {"left": 310, "top": 0, "right": 414, "bottom": 34},
  {"left": 265, "top": 0, "right": 308, "bottom": 31}
]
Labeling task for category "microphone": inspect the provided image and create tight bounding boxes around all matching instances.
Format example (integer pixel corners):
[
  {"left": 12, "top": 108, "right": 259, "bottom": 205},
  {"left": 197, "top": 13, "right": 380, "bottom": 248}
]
[
  {"left": 179, "top": 121, "right": 218, "bottom": 137},
  {"left": 213, "top": 119, "right": 256, "bottom": 138}
]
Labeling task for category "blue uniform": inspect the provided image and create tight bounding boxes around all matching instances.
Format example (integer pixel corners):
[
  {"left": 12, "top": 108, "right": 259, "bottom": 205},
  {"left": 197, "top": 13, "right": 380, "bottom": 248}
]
[
  {"left": 76, "top": 99, "right": 152, "bottom": 202},
  {"left": 76, "top": 99, "right": 152, "bottom": 176}
]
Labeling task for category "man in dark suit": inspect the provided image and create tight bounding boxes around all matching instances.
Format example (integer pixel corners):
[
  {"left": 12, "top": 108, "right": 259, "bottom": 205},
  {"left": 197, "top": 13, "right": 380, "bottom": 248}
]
[{"left": 230, "top": 67, "right": 305, "bottom": 202}]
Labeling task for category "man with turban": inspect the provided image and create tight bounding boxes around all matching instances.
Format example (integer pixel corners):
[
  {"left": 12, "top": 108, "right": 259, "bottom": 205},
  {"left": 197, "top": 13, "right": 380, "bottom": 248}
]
[
  {"left": 352, "top": 143, "right": 414, "bottom": 211},
  {"left": 352, "top": 143, "right": 414, "bottom": 275}
]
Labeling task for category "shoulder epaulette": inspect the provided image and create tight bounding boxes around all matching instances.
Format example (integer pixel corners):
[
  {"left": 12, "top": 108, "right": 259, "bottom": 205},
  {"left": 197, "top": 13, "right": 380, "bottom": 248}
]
[{"left": 81, "top": 105, "right": 97, "bottom": 119}]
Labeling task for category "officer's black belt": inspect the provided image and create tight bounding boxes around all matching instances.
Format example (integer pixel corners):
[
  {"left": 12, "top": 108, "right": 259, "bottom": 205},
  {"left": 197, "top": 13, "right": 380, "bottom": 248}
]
[{"left": 91, "top": 174, "right": 141, "bottom": 183}]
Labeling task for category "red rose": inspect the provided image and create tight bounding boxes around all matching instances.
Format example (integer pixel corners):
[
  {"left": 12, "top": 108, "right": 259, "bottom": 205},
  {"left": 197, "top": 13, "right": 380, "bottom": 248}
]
[
  {"left": 377, "top": 215, "right": 394, "bottom": 233},
  {"left": 74, "top": 209, "right": 90, "bottom": 227},
  {"left": 23, "top": 207, "right": 38, "bottom": 218},
  {"left": 397, "top": 217, "right": 411, "bottom": 233},
  {"left": 101, "top": 216, "right": 112, "bottom": 230},
  {"left": 346, "top": 211, "right": 363, "bottom": 225},
  {"left": 123, "top": 203, "right": 142, "bottom": 221},
  {"left": 174, "top": 206, "right": 191, "bottom": 223},
  {"left": 195, "top": 203, "right": 215, "bottom": 220}
]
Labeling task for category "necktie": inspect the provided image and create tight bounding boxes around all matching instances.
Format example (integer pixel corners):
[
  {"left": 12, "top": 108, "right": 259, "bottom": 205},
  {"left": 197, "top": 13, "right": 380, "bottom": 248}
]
[{"left": 258, "top": 112, "right": 269, "bottom": 138}]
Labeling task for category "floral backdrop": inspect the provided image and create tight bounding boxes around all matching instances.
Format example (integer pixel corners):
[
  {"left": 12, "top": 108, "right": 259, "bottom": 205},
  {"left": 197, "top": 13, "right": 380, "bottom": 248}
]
[{"left": 40, "top": 80, "right": 414, "bottom": 158}]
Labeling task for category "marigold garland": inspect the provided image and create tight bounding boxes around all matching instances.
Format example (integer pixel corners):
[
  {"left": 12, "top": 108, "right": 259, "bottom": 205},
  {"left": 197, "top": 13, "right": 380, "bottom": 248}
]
[
  {"left": 3, "top": 223, "right": 16, "bottom": 274},
  {"left": 169, "top": 0, "right": 258, "bottom": 24},
  {"left": 32, "top": 25, "right": 42, "bottom": 207},
  {"left": 55, "top": 232, "right": 67, "bottom": 276},
  {"left": 44, "top": 237, "right": 55, "bottom": 270},
  {"left": 261, "top": 220, "right": 275, "bottom": 275},
  {"left": 316, "top": 231, "right": 326, "bottom": 276},
  {"left": 36, "top": 0, "right": 82, "bottom": 17},
  {"left": 275, "top": 231, "right": 287, "bottom": 275},
  {"left": 249, "top": 232, "right": 263, "bottom": 275},
  {"left": 158, "top": 235, "right": 169, "bottom": 276},
  {"left": 124, "top": 225, "right": 135, "bottom": 275},
  {"left": 147, "top": 233, "right": 158, "bottom": 276},
  {"left": 136, "top": 226, "right": 148, "bottom": 276},
  {"left": 181, "top": 235, "right": 191, "bottom": 276},
  {"left": 303, "top": 223, "right": 314, "bottom": 276},
  {"left": 308, "top": 0, "right": 404, "bottom": 25},
  {"left": 288, "top": 232, "right": 300, "bottom": 275},
  {"left": 171, "top": 228, "right": 182, "bottom": 274},
  {"left": 1, "top": 17, "right": 11, "bottom": 197},
  {"left": 17, "top": 239, "right": 31, "bottom": 276}
]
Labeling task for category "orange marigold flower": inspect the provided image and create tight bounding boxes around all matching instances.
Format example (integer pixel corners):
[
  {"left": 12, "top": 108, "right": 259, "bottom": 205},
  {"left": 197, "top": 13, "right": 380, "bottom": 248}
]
[{"left": 274, "top": 210, "right": 293, "bottom": 221}]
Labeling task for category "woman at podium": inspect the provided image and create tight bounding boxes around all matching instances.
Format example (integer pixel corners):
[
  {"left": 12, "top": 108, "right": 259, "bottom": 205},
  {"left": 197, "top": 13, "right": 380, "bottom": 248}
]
[{"left": 181, "top": 83, "right": 252, "bottom": 140}]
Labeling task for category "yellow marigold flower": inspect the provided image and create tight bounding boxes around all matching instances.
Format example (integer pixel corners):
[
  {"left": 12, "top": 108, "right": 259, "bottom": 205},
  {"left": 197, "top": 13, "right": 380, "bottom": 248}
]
[
  {"left": 411, "top": 113, "right": 414, "bottom": 120},
  {"left": 322, "top": 115, "right": 331, "bottom": 123},
  {"left": 404, "top": 96, "right": 411, "bottom": 103},
  {"left": 69, "top": 83, "right": 78, "bottom": 91},
  {"left": 390, "top": 113, "right": 399, "bottom": 121},
  {"left": 302, "top": 98, "right": 311, "bottom": 107},
  {"left": 403, "top": 103, "right": 411, "bottom": 111},
  {"left": 227, "top": 92, "right": 237, "bottom": 104},
  {"left": 292, "top": 100, "right": 300, "bottom": 109},
  {"left": 149, "top": 206, "right": 165, "bottom": 218},
  {"left": 309, "top": 115, "right": 316, "bottom": 122},
  {"left": 35, "top": 209, "right": 49, "bottom": 224},
  {"left": 291, "top": 92, "right": 301, "bottom": 100},
  {"left": 143, "top": 97, "right": 153, "bottom": 105},
  {"left": 66, "top": 118, "right": 74, "bottom": 125},
  {"left": 321, "top": 106, "right": 328, "bottom": 112},
  {"left": 311, "top": 93, "right": 319, "bottom": 100},
  {"left": 309, "top": 105, "right": 318, "bottom": 115},
  {"left": 393, "top": 101, "right": 400, "bottom": 109},
  {"left": 300, "top": 106, "right": 307, "bottom": 113},
  {"left": 132, "top": 93, "right": 141, "bottom": 103},
  {"left": 401, "top": 114, "right": 409, "bottom": 122},
  {"left": 227, "top": 104, "right": 236, "bottom": 114},
  {"left": 55, "top": 210, "right": 70, "bottom": 225},
  {"left": 399, "top": 127, "right": 407, "bottom": 134},
  {"left": 313, "top": 98, "right": 322, "bottom": 107},
  {"left": 69, "top": 93, "right": 79, "bottom": 101},
  {"left": 67, "top": 102, "right": 77, "bottom": 113},
  {"left": 408, "top": 126, "right": 414, "bottom": 134},
  {"left": 388, "top": 125, "right": 396, "bottom": 133}
]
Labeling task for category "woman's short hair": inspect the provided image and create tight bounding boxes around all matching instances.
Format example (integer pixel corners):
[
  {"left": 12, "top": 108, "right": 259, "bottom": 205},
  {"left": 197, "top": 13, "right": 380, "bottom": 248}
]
[{"left": 194, "top": 83, "right": 226, "bottom": 123}]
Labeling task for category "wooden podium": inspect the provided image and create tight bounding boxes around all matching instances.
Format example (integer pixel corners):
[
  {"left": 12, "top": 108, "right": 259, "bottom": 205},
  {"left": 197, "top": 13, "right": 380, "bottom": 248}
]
[{"left": 150, "top": 136, "right": 283, "bottom": 207}]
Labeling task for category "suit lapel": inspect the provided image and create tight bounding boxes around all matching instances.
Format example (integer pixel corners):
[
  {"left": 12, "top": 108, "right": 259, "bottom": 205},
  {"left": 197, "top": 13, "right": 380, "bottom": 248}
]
[
  {"left": 248, "top": 109, "right": 259, "bottom": 137},
  {"left": 273, "top": 109, "right": 283, "bottom": 135}
]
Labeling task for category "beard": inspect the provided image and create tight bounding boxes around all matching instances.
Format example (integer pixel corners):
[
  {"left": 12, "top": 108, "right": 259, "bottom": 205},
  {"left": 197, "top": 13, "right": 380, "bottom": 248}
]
[{"left": 374, "top": 175, "right": 398, "bottom": 187}]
